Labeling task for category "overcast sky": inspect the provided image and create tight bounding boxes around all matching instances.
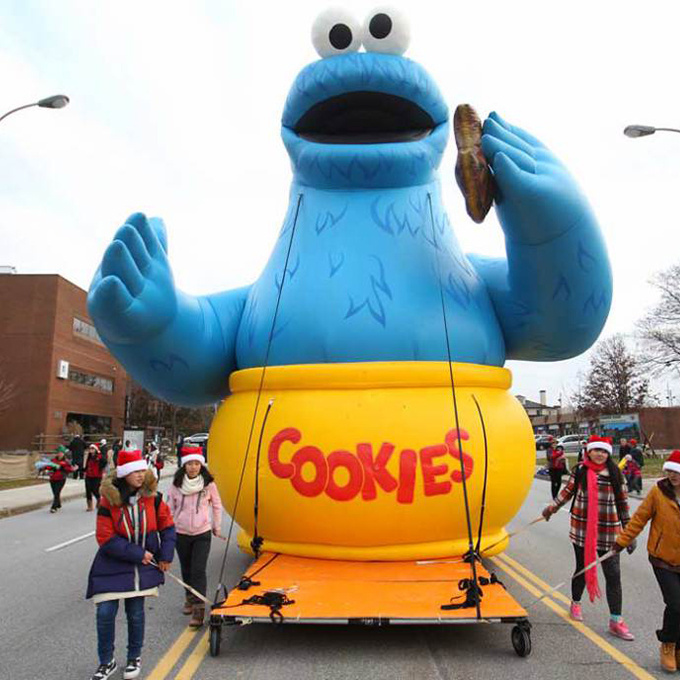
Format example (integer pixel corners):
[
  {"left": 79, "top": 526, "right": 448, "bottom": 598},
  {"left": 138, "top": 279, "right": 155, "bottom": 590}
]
[{"left": 2, "top": 0, "right": 679, "bottom": 405}]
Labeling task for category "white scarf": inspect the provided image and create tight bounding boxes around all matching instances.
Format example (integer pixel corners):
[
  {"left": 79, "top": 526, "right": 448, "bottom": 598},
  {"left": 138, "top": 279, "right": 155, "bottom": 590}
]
[{"left": 180, "top": 473, "right": 205, "bottom": 496}]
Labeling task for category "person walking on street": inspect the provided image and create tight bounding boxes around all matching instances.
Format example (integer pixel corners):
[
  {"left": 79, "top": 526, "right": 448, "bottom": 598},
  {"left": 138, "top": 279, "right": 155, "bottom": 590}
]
[
  {"left": 612, "top": 450, "right": 680, "bottom": 672},
  {"left": 548, "top": 443, "right": 568, "bottom": 500},
  {"left": 167, "top": 445, "right": 223, "bottom": 628},
  {"left": 68, "top": 434, "right": 86, "bottom": 480},
  {"left": 542, "top": 436, "right": 635, "bottom": 640},
  {"left": 100, "top": 439, "right": 112, "bottom": 469},
  {"left": 630, "top": 439, "right": 645, "bottom": 468},
  {"left": 618, "top": 437, "right": 631, "bottom": 463},
  {"left": 621, "top": 454, "right": 643, "bottom": 496},
  {"left": 48, "top": 446, "right": 77, "bottom": 513},
  {"left": 84, "top": 443, "right": 107, "bottom": 511},
  {"left": 86, "top": 450, "right": 176, "bottom": 680},
  {"left": 112, "top": 439, "right": 122, "bottom": 467}
]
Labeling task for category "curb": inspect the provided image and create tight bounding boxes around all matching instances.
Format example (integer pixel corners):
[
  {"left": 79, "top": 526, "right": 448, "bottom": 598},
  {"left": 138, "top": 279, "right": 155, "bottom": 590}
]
[{"left": 0, "top": 467, "right": 177, "bottom": 519}]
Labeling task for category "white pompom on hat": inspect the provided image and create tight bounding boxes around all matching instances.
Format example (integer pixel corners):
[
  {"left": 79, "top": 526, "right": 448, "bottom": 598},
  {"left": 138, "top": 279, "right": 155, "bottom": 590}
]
[
  {"left": 181, "top": 445, "right": 205, "bottom": 467},
  {"left": 116, "top": 449, "right": 147, "bottom": 478},
  {"left": 663, "top": 450, "right": 680, "bottom": 474},
  {"left": 586, "top": 435, "right": 613, "bottom": 456}
]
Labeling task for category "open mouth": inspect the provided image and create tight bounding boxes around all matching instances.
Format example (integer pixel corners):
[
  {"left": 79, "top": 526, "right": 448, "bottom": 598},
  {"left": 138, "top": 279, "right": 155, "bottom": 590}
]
[{"left": 294, "top": 91, "right": 435, "bottom": 145}]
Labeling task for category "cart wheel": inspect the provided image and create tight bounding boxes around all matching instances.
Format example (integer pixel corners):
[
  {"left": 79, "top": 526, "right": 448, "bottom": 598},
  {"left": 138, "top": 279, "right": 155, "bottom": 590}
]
[
  {"left": 511, "top": 625, "right": 531, "bottom": 657},
  {"left": 209, "top": 624, "right": 222, "bottom": 657}
]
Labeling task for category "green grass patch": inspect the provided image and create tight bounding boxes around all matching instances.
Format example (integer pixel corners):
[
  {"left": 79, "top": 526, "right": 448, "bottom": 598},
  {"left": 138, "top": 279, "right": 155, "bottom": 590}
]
[{"left": 0, "top": 478, "right": 48, "bottom": 491}]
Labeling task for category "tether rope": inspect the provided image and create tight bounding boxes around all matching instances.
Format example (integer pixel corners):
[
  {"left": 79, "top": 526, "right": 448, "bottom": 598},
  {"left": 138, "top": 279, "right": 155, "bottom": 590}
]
[
  {"left": 214, "top": 193, "right": 304, "bottom": 604},
  {"left": 471, "top": 394, "right": 489, "bottom": 555},
  {"left": 427, "top": 193, "right": 481, "bottom": 620}
]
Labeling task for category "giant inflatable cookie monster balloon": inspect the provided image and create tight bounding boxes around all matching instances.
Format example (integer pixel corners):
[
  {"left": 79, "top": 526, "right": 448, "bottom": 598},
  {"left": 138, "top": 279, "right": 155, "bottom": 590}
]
[{"left": 88, "top": 8, "right": 611, "bottom": 560}]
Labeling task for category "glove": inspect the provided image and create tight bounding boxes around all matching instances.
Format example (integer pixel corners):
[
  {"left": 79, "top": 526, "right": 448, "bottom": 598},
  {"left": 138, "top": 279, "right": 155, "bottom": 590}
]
[
  {"left": 626, "top": 539, "right": 637, "bottom": 555},
  {"left": 611, "top": 542, "right": 624, "bottom": 554},
  {"left": 542, "top": 507, "right": 553, "bottom": 522}
]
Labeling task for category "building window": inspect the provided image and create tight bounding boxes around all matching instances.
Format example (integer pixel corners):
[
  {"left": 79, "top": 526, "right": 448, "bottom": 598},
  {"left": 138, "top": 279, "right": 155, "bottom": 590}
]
[
  {"left": 73, "top": 317, "right": 103, "bottom": 345},
  {"left": 68, "top": 367, "right": 114, "bottom": 393}
]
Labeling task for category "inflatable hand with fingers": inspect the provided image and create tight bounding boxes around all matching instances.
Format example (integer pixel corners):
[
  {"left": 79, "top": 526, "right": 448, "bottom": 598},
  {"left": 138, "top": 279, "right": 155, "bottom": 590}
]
[{"left": 88, "top": 7, "right": 611, "bottom": 560}]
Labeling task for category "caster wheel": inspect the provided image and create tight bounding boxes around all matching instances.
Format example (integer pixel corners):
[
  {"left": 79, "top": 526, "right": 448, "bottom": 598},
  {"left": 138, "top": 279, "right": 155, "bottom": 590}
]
[
  {"left": 209, "top": 624, "right": 222, "bottom": 657},
  {"left": 511, "top": 625, "right": 531, "bottom": 657}
]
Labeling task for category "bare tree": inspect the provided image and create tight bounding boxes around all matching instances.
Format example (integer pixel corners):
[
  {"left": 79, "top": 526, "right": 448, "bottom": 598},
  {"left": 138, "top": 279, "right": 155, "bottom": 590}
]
[
  {"left": 0, "top": 364, "right": 17, "bottom": 416},
  {"left": 637, "top": 263, "right": 680, "bottom": 374},
  {"left": 572, "top": 334, "right": 651, "bottom": 417}
]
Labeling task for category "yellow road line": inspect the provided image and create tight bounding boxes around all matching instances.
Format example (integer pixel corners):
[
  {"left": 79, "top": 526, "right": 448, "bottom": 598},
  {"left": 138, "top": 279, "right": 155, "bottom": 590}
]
[
  {"left": 146, "top": 628, "right": 199, "bottom": 680},
  {"left": 497, "top": 553, "right": 571, "bottom": 606},
  {"left": 489, "top": 556, "right": 655, "bottom": 680},
  {"left": 174, "top": 630, "right": 209, "bottom": 679}
]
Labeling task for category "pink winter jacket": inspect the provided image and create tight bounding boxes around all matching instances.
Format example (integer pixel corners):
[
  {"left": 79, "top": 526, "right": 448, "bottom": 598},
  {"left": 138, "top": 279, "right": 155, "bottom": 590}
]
[{"left": 167, "top": 481, "right": 223, "bottom": 536}]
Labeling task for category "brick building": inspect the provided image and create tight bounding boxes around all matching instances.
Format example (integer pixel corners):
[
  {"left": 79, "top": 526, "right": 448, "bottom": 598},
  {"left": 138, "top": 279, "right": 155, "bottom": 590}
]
[{"left": 0, "top": 274, "right": 127, "bottom": 450}]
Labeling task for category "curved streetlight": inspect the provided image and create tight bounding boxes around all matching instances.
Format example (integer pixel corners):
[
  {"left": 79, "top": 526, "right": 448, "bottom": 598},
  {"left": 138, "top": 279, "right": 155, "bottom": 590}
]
[
  {"left": 624, "top": 124, "right": 680, "bottom": 138},
  {"left": 0, "top": 94, "right": 70, "bottom": 125}
]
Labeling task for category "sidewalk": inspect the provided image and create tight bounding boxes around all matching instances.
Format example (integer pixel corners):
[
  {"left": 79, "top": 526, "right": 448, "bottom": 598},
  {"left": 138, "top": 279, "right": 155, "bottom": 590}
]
[{"left": 0, "top": 464, "right": 178, "bottom": 518}]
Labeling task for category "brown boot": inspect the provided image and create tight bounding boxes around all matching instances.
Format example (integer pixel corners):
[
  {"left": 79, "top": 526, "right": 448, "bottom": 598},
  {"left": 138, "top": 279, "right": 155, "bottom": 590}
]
[
  {"left": 660, "top": 642, "right": 677, "bottom": 672},
  {"left": 86, "top": 499, "right": 94, "bottom": 512},
  {"left": 188, "top": 604, "right": 205, "bottom": 628},
  {"left": 182, "top": 597, "right": 192, "bottom": 615}
]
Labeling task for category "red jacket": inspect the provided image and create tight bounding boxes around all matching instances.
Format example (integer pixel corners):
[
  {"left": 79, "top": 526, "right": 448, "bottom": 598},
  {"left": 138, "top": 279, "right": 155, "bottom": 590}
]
[
  {"left": 49, "top": 457, "right": 76, "bottom": 482},
  {"left": 85, "top": 450, "right": 106, "bottom": 479}
]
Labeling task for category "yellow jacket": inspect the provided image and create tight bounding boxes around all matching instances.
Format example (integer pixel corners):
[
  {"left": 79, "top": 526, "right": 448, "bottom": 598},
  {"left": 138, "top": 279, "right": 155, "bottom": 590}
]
[{"left": 616, "top": 479, "right": 680, "bottom": 566}]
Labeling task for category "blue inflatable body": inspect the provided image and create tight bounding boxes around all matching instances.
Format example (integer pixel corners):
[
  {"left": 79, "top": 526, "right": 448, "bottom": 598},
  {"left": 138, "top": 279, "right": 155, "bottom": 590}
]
[{"left": 88, "top": 20, "right": 611, "bottom": 407}]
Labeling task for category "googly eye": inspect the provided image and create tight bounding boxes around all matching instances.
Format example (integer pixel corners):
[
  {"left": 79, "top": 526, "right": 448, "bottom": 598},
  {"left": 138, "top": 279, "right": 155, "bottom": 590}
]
[
  {"left": 311, "top": 8, "right": 362, "bottom": 58},
  {"left": 362, "top": 6, "right": 410, "bottom": 56}
]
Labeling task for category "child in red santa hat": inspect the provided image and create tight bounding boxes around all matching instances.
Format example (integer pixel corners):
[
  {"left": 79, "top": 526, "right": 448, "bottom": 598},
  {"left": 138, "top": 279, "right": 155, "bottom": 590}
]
[
  {"left": 613, "top": 450, "right": 680, "bottom": 672},
  {"left": 543, "top": 435, "right": 634, "bottom": 640},
  {"left": 167, "top": 445, "right": 223, "bottom": 628}
]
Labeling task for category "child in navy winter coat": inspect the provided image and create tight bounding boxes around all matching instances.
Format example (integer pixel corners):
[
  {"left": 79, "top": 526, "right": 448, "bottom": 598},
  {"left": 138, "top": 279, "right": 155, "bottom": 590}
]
[{"left": 86, "top": 450, "right": 175, "bottom": 680}]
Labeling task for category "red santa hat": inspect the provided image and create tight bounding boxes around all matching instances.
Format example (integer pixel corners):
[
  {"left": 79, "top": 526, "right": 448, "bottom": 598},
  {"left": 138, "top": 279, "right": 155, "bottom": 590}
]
[
  {"left": 586, "top": 435, "right": 613, "bottom": 456},
  {"left": 663, "top": 450, "right": 680, "bottom": 474},
  {"left": 116, "top": 449, "right": 147, "bottom": 478},
  {"left": 181, "top": 445, "right": 205, "bottom": 467}
]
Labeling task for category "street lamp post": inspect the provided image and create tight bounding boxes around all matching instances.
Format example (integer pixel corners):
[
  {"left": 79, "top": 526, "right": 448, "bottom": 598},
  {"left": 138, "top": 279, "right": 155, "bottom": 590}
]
[
  {"left": 0, "top": 94, "right": 70, "bottom": 125},
  {"left": 624, "top": 124, "right": 680, "bottom": 138}
]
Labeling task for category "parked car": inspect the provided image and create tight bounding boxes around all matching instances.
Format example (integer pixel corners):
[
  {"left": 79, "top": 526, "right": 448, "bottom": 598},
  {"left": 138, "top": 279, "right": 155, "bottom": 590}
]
[
  {"left": 183, "top": 432, "right": 209, "bottom": 446},
  {"left": 535, "top": 435, "right": 554, "bottom": 450},
  {"left": 556, "top": 434, "right": 586, "bottom": 454}
]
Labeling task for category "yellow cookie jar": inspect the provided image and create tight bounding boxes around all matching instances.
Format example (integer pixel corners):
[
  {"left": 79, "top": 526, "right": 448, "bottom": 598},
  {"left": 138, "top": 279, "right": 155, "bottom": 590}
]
[{"left": 209, "top": 361, "right": 534, "bottom": 561}]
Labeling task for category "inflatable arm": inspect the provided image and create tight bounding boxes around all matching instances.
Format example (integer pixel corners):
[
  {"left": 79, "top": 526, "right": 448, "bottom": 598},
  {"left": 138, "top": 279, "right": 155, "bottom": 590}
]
[
  {"left": 87, "top": 213, "right": 249, "bottom": 406},
  {"left": 468, "top": 113, "right": 612, "bottom": 361}
]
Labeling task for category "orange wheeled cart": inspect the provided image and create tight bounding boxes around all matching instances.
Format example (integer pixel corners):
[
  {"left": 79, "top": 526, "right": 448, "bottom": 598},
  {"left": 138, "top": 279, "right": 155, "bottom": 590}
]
[{"left": 208, "top": 552, "right": 532, "bottom": 658}]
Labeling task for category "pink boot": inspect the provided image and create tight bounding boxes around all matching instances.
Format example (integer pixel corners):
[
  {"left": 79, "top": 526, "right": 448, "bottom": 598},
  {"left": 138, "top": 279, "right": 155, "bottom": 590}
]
[
  {"left": 609, "top": 619, "right": 634, "bottom": 641},
  {"left": 569, "top": 602, "right": 583, "bottom": 622}
]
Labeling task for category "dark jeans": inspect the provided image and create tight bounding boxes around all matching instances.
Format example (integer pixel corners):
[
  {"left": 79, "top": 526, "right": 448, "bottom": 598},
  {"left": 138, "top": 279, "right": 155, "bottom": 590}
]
[
  {"left": 96, "top": 597, "right": 145, "bottom": 665},
  {"left": 549, "top": 469, "right": 564, "bottom": 500},
  {"left": 85, "top": 477, "right": 102, "bottom": 503},
  {"left": 572, "top": 544, "right": 622, "bottom": 615},
  {"left": 653, "top": 566, "right": 680, "bottom": 642},
  {"left": 626, "top": 474, "right": 642, "bottom": 494},
  {"left": 176, "top": 531, "right": 211, "bottom": 600},
  {"left": 72, "top": 463, "right": 84, "bottom": 480},
  {"left": 50, "top": 479, "right": 66, "bottom": 510}
]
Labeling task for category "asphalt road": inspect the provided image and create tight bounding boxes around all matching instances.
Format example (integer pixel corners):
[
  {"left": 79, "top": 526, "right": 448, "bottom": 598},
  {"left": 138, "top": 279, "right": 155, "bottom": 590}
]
[{"left": 0, "top": 477, "right": 666, "bottom": 680}]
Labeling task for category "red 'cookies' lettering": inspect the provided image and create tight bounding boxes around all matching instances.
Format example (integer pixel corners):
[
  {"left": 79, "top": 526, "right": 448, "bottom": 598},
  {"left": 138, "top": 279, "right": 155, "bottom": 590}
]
[
  {"left": 419, "top": 444, "right": 453, "bottom": 496},
  {"left": 325, "top": 450, "right": 363, "bottom": 501},
  {"left": 290, "top": 445, "right": 327, "bottom": 497},
  {"left": 357, "top": 442, "right": 397, "bottom": 501}
]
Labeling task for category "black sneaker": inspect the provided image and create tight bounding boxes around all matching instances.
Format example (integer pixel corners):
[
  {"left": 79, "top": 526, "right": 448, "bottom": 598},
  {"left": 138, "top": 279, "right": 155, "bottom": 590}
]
[
  {"left": 123, "top": 657, "right": 141, "bottom": 679},
  {"left": 91, "top": 659, "right": 117, "bottom": 680}
]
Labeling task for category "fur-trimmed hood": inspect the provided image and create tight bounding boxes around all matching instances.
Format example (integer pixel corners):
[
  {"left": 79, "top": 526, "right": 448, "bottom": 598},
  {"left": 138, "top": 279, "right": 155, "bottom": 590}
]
[{"left": 100, "top": 468, "right": 158, "bottom": 507}]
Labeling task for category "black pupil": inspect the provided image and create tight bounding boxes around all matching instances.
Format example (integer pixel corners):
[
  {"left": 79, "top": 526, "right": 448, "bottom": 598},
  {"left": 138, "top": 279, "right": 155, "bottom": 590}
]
[
  {"left": 369, "top": 13, "right": 392, "bottom": 39},
  {"left": 329, "top": 23, "right": 352, "bottom": 50}
]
